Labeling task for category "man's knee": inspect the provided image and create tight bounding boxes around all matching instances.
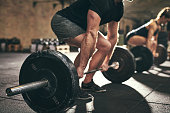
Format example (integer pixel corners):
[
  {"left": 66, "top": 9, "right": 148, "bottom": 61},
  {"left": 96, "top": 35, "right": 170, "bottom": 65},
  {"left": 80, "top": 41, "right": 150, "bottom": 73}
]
[
  {"left": 105, "top": 41, "right": 111, "bottom": 51},
  {"left": 98, "top": 40, "right": 111, "bottom": 52}
]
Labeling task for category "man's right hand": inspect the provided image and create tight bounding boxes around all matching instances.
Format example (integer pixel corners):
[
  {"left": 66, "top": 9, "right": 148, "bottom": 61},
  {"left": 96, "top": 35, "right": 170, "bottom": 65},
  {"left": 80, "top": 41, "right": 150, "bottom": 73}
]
[
  {"left": 153, "top": 52, "right": 159, "bottom": 57},
  {"left": 100, "top": 63, "right": 109, "bottom": 72},
  {"left": 77, "top": 67, "right": 84, "bottom": 78}
]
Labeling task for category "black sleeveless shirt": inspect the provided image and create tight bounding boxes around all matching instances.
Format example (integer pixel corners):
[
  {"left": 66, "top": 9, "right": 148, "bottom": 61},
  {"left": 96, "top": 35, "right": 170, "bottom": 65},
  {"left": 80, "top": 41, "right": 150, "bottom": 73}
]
[{"left": 57, "top": 0, "right": 124, "bottom": 30}]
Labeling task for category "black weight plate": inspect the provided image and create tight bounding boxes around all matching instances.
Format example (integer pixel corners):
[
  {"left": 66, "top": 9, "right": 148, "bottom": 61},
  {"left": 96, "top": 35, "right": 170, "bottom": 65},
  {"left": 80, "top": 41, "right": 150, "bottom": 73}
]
[
  {"left": 19, "top": 50, "right": 79, "bottom": 113},
  {"left": 154, "top": 44, "right": 167, "bottom": 65},
  {"left": 36, "top": 69, "right": 58, "bottom": 99},
  {"left": 102, "top": 46, "right": 135, "bottom": 83},
  {"left": 130, "top": 46, "right": 153, "bottom": 72}
]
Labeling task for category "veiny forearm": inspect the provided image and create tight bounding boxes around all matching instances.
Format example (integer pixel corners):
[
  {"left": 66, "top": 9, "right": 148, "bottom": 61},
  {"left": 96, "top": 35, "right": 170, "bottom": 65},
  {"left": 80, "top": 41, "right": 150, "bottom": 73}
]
[
  {"left": 104, "top": 35, "right": 118, "bottom": 64},
  {"left": 103, "top": 21, "right": 119, "bottom": 64},
  {"left": 79, "top": 31, "right": 97, "bottom": 69}
]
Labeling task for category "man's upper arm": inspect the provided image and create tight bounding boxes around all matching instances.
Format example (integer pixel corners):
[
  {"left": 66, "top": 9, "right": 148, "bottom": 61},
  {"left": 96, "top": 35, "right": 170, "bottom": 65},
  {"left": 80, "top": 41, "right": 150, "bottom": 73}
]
[
  {"left": 89, "top": 0, "right": 108, "bottom": 18},
  {"left": 86, "top": 10, "right": 101, "bottom": 33},
  {"left": 107, "top": 21, "right": 119, "bottom": 38}
]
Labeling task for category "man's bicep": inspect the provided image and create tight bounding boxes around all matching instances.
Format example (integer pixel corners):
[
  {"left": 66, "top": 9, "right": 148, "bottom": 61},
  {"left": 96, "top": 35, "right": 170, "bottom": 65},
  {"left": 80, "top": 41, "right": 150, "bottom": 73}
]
[{"left": 86, "top": 10, "right": 101, "bottom": 32}]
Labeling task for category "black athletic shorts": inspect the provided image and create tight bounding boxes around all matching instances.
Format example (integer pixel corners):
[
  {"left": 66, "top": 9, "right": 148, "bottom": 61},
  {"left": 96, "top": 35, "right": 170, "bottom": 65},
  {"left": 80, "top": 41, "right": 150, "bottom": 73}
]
[{"left": 51, "top": 14, "right": 85, "bottom": 42}]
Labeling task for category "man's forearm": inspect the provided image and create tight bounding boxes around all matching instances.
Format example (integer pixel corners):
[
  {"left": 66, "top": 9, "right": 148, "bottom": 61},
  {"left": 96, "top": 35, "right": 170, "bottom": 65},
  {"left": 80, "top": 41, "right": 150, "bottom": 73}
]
[
  {"left": 79, "top": 32, "right": 97, "bottom": 69},
  {"left": 104, "top": 35, "right": 118, "bottom": 64}
]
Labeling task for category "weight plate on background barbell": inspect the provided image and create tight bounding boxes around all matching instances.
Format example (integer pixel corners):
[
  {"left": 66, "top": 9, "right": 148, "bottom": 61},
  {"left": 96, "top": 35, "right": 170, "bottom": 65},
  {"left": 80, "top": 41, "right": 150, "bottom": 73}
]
[
  {"left": 154, "top": 44, "right": 167, "bottom": 66},
  {"left": 102, "top": 46, "right": 135, "bottom": 83},
  {"left": 19, "top": 50, "right": 79, "bottom": 113},
  {"left": 130, "top": 46, "right": 153, "bottom": 73}
]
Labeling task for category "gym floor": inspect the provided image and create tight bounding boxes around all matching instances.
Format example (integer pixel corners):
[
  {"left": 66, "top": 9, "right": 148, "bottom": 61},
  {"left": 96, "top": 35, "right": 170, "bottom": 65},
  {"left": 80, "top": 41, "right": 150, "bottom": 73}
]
[{"left": 0, "top": 52, "right": 170, "bottom": 113}]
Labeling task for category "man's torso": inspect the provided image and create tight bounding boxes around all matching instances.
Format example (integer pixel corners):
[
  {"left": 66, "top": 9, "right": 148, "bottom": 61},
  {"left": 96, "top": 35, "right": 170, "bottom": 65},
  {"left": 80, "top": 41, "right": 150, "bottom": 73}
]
[{"left": 57, "top": 0, "right": 124, "bottom": 30}]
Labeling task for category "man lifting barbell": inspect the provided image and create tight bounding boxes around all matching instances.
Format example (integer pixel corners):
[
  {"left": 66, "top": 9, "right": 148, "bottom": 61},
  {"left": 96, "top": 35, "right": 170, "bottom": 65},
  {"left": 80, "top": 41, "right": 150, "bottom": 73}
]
[
  {"left": 51, "top": 0, "right": 133, "bottom": 93},
  {"left": 125, "top": 7, "right": 170, "bottom": 58}
]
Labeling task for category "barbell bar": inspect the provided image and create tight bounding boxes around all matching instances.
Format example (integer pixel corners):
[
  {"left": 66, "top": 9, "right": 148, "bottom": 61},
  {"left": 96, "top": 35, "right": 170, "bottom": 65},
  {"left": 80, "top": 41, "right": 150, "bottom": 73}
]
[{"left": 84, "top": 62, "right": 119, "bottom": 75}]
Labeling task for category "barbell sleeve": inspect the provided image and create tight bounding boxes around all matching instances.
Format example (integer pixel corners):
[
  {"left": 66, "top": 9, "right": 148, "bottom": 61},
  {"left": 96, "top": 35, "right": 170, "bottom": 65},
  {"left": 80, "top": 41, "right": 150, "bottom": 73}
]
[
  {"left": 6, "top": 79, "right": 48, "bottom": 96},
  {"left": 135, "top": 57, "right": 142, "bottom": 61},
  {"left": 84, "top": 62, "right": 119, "bottom": 75}
]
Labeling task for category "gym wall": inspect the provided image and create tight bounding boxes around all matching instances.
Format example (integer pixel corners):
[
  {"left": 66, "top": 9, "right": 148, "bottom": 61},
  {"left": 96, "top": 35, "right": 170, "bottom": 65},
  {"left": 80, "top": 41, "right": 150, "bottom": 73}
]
[{"left": 0, "top": 0, "right": 69, "bottom": 50}]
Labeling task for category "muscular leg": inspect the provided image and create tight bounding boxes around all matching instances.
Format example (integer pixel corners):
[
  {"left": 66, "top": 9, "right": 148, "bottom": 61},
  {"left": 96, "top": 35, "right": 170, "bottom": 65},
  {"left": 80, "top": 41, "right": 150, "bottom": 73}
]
[
  {"left": 65, "top": 33, "right": 96, "bottom": 78},
  {"left": 127, "top": 35, "right": 147, "bottom": 46},
  {"left": 64, "top": 34, "right": 84, "bottom": 69},
  {"left": 83, "top": 32, "right": 111, "bottom": 83}
]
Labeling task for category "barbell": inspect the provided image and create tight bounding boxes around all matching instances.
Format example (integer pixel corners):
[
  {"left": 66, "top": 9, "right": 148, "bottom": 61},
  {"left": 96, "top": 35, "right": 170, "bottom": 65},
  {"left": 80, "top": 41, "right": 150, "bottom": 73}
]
[
  {"left": 129, "top": 44, "right": 167, "bottom": 70},
  {"left": 5, "top": 46, "right": 155, "bottom": 112}
]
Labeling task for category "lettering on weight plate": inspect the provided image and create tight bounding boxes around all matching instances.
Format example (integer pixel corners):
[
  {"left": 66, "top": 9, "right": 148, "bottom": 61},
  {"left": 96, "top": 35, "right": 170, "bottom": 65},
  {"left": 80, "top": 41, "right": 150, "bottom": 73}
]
[
  {"left": 31, "top": 63, "right": 37, "bottom": 71},
  {"left": 52, "top": 96, "right": 59, "bottom": 105}
]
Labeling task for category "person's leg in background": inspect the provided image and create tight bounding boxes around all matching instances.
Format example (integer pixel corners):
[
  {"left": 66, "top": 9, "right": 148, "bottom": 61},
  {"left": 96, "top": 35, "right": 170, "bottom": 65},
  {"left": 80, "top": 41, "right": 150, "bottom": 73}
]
[{"left": 127, "top": 35, "right": 146, "bottom": 46}]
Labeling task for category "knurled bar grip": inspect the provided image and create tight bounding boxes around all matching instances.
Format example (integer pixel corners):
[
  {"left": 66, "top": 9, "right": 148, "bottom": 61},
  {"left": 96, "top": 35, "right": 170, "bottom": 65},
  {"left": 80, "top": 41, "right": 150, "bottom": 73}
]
[
  {"left": 6, "top": 79, "right": 48, "bottom": 96},
  {"left": 84, "top": 62, "right": 119, "bottom": 75}
]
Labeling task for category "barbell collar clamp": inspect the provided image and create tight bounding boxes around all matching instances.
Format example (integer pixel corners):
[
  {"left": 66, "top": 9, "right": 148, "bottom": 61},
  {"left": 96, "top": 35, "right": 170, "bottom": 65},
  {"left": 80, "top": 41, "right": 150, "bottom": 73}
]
[{"left": 109, "top": 62, "right": 119, "bottom": 69}]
